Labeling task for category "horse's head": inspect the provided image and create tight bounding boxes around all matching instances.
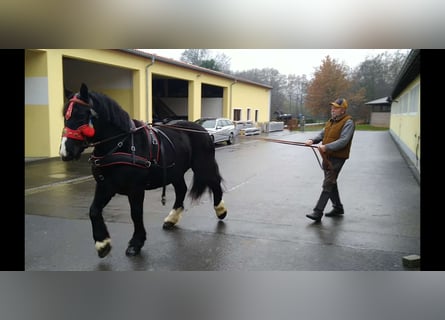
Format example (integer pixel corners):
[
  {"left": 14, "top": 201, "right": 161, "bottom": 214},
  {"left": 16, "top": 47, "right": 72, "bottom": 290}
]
[{"left": 59, "top": 83, "right": 96, "bottom": 161}]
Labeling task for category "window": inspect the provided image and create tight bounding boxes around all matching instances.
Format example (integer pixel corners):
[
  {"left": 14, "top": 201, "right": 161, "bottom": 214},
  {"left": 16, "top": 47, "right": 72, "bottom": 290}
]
[
  {"left": 233, "top": 109, "right": 241, "bottom": 121},
  {"left": 409, "top": 83, "right": 420, "bottom": 114}
]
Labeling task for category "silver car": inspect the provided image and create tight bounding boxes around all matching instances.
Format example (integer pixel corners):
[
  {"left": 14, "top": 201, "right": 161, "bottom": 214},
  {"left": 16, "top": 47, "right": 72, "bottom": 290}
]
[{"left": 195, "top": 117, "right": 236, "bottom": 145}]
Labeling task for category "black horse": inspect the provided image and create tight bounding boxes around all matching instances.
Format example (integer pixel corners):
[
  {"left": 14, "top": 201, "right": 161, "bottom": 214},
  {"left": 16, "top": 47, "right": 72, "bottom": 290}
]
[{"left": 59, "top": 83, "right": 227, "bottom": 258}]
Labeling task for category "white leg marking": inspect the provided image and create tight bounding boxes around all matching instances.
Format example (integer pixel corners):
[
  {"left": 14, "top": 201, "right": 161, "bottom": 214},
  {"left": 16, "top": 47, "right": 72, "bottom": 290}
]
[
  {"left": 214, "top": 200, "right": 226, "bottom": 217},
  {"left": 164, "top": 207, "right": 184, "bottom": 225},
  {"left": 95, "top": 238, "right": 111, "bottom": 252},
  {"left": 59, "top": 137, "right": 68, "bottom": 157}
]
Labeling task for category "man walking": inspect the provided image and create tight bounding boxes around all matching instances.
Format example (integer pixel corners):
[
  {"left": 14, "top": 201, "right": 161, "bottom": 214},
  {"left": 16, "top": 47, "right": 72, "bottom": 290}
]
[{"left": 305, "top": 98, "right": 355, "bottom": 222}]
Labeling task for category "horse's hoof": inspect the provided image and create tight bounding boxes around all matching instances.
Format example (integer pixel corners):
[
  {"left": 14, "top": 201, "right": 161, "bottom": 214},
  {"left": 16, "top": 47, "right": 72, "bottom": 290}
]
[
  {"left": 97, "top": 243, "right": 112, "bottom": 258},
  {"left": 217, "top": 211, "right": 227, "bottom": 220},
  {"left": 125, "top": 245, "right": 141, "bottom": 256},
  {"left": 162, "top": 221, "right": 175, "bottom": 230}
]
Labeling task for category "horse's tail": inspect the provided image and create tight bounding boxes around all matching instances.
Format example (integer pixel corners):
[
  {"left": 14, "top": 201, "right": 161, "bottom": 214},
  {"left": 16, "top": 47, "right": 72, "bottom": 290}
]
[
  {"left": 168, "top": 120, "right": 224, "bottom": 202},
  {"left": 189, "top": 158, "right": 223, "bottom": 201}
]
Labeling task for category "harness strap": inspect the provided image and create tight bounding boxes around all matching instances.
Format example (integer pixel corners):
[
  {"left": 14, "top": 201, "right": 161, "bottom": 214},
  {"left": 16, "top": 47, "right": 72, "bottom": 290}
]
[
  {"left": 130, "top": 120, "right": 137, "bottom": 163},
  {"left": 89, "top": 122, "right": 176, "bottom": 206},
  {"left": 148, "top": 129, "right": 160, "bottom": 163},
  {"left": 151, "top": 126, "right": 177, "bottom": 206},
  {"left": 89, "top": 152, "right": 152, "bottom": 169}
]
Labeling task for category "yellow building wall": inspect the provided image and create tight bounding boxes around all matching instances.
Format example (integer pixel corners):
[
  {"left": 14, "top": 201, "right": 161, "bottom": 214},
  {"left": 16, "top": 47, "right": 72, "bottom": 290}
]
[
  {"left": 25, "top": 50, "right": 66, "bottom": 157},
  {"left": 149, "top": 63, "right": 271, "bottom": 122},
  {"left": 62, "top": 49, "right": 147, "bottom": 121},
  {"left": 391, "top": 114, "right": 420, "bottom": 157},
  {"left": 389, "top": 77, "right": 420, "bottom": 157},
  {"left": 25, "top": 49, "right": 271, "bottom": 158},
  {"left": 132, "top": 70, "right": 145, "bottom": 120},
  {"left": 25, "top": 50, "right": 51, "bottom": 157},
  {"left": 25, "top": 49, "right": 150, "bottom": 158},
  {"left": 97, "top": 89, "right": 133, "bottom": 115},
  {"left": 232, "top": 82, "right": 271, "bottom": 122},
  {"left": 188, "top": 79, "right": 202, "bottom": 120},
  {"left": 25, "top": 105, "right": 51, "bottom": 157},
  {"left": 47, "top": 50, "right": 65, "bottom": 157},
  {"left": 389, "top": 75, "right": 420, "bottom": 177}
]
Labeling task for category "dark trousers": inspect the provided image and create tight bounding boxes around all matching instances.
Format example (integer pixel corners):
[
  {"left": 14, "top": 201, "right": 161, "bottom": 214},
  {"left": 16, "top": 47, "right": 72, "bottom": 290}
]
[{"left": 314, "top": 157, "right": 346, "bottom": 213}]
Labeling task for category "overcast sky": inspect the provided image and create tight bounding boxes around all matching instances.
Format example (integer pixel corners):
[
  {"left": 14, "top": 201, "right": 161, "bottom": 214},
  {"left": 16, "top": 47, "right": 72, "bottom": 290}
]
[{"left": 139, "top": 49, "right": 410, "bottom": 78}]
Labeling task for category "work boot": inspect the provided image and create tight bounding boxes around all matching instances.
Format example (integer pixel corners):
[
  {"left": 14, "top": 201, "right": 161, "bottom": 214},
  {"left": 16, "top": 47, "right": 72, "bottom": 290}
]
[
  {"left": 306, "top": 210, "right": 323, "bottom": 222},
  {"left": 325, "top": 207, "right": 344, "bottom": 217}
]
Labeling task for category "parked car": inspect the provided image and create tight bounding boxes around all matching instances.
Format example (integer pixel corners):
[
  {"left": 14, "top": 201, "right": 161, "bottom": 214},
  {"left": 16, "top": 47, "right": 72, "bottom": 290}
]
[
  {"left": 195, "top": 117, "right": 236, "bottom": 145},
  {"left": 234, "top": 120, "right": 261, "bottom": 136}
]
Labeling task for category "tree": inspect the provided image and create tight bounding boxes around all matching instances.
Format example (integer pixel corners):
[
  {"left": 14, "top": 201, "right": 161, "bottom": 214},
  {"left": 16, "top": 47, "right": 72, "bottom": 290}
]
[
  {"left": 213, "top": 52, "right": 231, "bottom": 73},
  {"left": 285, "top": 74, "right": 309, "bottom": 117},
  {"left": 234, "top": 68, "right": 288, "bottom": 119},
  {"left": 305, "top": 56, "right": 351, "bottom": 120},
  {"left": 200, "top": 59, "right": 219, "bottom": 70},
  {"left": 180, "top": 49, "right": 231, "bottom": 72},
  {"left": 179, "top": 49, "right": 408, "bottom": 123},
  {"left": 351, "top": 50, "right": 409, "bottom": 101},
  {"left": 180, "top": 49, "right": 210, "bottom": 65},
  {"left": 349, "top": 49, "right": 409, "bottom": 122}
]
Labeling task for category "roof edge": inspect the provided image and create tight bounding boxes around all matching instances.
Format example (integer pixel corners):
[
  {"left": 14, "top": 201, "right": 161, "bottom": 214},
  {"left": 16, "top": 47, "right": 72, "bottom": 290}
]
[{"left": 118, "top": 49, "right": 273, "bottom": 89}]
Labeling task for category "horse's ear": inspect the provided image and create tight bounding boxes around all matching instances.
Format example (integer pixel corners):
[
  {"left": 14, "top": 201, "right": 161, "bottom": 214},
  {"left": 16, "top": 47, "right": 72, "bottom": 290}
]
[
  {"left": 64, "top": 86, "right": 74, "bottom": 100},
  {"left": 79, "top": 83, "right": 89, "bottom": 101}
]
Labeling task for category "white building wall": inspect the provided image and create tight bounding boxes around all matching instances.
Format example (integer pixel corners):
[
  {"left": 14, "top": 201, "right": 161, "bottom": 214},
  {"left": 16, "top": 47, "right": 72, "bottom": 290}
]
[
  {"left": 370, "top": 112, "right": 390, "bottom": 127},
  {"left": 201, "top": 98, "right": 223, "bottom": 118}
]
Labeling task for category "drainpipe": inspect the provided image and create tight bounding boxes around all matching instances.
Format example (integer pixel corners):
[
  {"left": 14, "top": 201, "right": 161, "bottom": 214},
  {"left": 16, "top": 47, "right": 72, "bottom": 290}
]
[
  {"left": 145, "top": 56, "right": 155, "bottom": 123},
  {"left": 230, "top": 79, "right": 237, "bottom": 120}
]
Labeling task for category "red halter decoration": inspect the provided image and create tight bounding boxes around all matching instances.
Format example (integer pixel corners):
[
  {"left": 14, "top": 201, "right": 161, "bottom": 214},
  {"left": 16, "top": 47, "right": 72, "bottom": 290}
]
[{"left": 62, "top": 95, "right": 95, "bottom": 140}]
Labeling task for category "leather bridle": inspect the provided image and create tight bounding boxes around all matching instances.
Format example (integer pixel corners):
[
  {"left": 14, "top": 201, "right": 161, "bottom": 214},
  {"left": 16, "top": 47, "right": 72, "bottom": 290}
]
[{"left": 62, "top": 95, "right": 95, "bottom": 141}]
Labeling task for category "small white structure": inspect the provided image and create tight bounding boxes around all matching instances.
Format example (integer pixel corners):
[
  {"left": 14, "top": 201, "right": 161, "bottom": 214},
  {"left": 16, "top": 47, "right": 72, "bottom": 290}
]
[{"left": 365, "top": 96, "right": 391, "bottom": 127}]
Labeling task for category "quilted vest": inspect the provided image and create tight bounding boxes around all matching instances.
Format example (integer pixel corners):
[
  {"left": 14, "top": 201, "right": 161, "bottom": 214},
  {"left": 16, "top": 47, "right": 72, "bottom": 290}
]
[{"left": 322, "top": 115, "right": 353, "bottom": 159}]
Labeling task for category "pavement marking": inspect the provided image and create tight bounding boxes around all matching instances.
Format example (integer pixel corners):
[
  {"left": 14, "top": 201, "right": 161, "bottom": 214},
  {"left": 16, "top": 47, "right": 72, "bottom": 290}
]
[{"left": 25, "top": 176, "right": 94, "bottom": 196}]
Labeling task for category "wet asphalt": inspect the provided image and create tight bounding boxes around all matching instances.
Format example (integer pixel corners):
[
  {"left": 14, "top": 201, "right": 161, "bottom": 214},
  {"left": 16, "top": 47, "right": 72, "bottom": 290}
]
[{"left": 25, "top": 130, "right": 421, "bottom": 271}]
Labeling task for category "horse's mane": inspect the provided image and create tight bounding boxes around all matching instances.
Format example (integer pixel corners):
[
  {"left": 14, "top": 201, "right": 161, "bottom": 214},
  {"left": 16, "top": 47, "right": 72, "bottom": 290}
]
[{"left": 89, "top": 91, "right": 132, "bottom": 132}]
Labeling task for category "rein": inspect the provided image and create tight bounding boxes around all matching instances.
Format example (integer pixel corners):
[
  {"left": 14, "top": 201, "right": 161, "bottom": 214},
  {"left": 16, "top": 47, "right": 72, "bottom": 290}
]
[
  {"left": 87, "top": 122, "right": 207, "bottom": 148},
  {"left": 86, "top": 132, "right": 128, "bottom": 147},
  {"left": 152, "top": 122, "right": 209, "bottom": 134},
  {"left": 239, "top": 136, "right": 333, "bottom": 170},
  {"left": 86, "top": 122, "right": 150, "bottom": 147},
  {"left": 152, "top": 123, "right": 332, "bottom": 170}
]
